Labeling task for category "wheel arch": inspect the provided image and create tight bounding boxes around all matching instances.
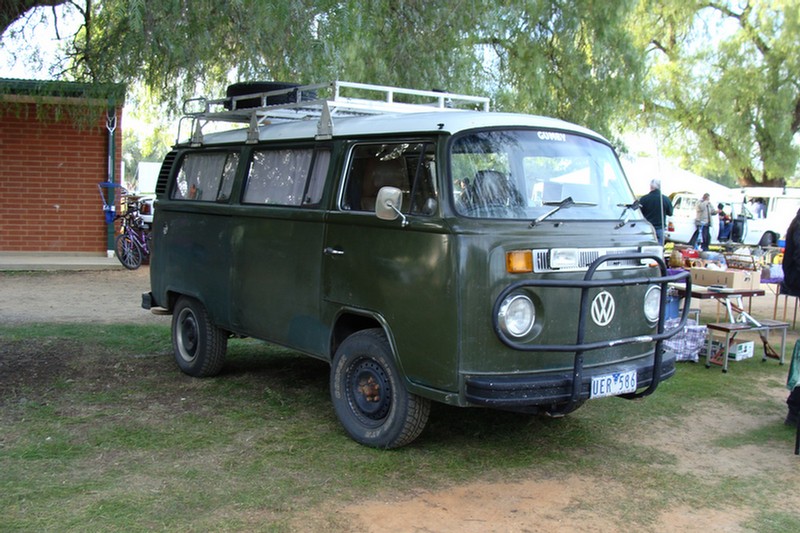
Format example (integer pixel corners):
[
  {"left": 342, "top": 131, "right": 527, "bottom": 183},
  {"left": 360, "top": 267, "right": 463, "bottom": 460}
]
[
  {"left": 330, "top": 309, "right": 396, "bottom": 363},
  {"left": 163, "top": 289, "right": 196, "bottom": 314},
  {"left": 162, "top": 289, "right": 223, "bottom": 325},
  {"left": 758, "top": 231, "right": 779, "bottom": 247}
]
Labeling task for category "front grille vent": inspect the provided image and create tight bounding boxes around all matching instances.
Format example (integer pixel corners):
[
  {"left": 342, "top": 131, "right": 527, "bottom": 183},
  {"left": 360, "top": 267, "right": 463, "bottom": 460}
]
[{"left": 531, "top": 247, "right": 641, "bottom": 273}]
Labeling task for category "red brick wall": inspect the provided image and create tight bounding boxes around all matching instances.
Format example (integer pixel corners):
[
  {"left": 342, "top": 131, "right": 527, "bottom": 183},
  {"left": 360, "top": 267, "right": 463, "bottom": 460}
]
[{"left": 0, "top": 102, "right": 123, "bottom": 253}]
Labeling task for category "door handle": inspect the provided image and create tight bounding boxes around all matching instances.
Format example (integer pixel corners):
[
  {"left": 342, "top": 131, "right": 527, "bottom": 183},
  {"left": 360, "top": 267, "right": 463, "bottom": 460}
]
[{"left": 324, "top": 247, "right": 344, "bottom": 256}]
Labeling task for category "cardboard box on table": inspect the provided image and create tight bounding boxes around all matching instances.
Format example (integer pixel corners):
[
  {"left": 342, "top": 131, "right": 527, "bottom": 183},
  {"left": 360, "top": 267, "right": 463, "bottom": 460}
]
[{"left": 690, "top": 267, "right": 762, "bottom": 290}]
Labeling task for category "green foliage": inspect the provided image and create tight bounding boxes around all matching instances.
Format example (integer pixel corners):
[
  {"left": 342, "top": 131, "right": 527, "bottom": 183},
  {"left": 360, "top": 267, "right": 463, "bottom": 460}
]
[
  {"left": 633, "top": 0, "right": 800, "bottom": 185},
  {"left": 4, "top": 0, "right": 647, "bottom": 142},
  {"left": 487, "top": 0, "right": 645, "bottom": 141},
  {"left": 4, "top": 1, "right": 797, "bottom": 186}
]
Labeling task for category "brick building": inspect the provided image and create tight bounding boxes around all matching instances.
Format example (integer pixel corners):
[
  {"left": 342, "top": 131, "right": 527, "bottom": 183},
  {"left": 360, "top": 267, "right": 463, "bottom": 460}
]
[{"left": 0, "top": 79, "right": 125, "bottom": 255}]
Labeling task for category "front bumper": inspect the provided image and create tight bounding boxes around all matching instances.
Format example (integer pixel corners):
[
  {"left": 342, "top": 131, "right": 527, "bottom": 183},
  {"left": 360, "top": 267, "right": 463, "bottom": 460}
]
[
  {"left": 464, "top": 351, "right": 676, "bottom": 410},
  {"left": 489, "top": 253, "right": 690, "bottom": 414}
]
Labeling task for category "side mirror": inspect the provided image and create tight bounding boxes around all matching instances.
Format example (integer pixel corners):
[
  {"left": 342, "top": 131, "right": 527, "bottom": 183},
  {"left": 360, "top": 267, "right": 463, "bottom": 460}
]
[{"left": 376, "top": 187, "right": 408, "bottom": 226}]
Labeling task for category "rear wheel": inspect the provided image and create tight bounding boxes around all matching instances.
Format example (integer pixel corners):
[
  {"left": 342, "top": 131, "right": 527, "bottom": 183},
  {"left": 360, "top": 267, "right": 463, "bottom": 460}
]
[
  {"left": 758, "top": 232, "right": 776, "bottom": 247},
  {"left": 330, "top": 328, "right": 430, "bottom": 448},
  {"left": 114, "top": 233, "right": 142, "bottom": 270},
  {"left": 171, "top": 296, "right": 227, "bottom": 377}
]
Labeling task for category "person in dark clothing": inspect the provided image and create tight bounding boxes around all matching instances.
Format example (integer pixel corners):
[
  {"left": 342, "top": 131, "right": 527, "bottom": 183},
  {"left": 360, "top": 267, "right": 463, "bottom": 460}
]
[
  {"left": 788, "top": 387, "right": 800, "bottom": 426},
  {"left": 782, "top": 208, "right": 800, "bottom": 426},
  {"left": 782, "top": 208, "right": 800, "bottom": 293},
  {"left": 717, "top": 203, "right": 733, "bottom": 241},
  {"left": 638, "top": 179, "right": 673, "bottom": 245}
]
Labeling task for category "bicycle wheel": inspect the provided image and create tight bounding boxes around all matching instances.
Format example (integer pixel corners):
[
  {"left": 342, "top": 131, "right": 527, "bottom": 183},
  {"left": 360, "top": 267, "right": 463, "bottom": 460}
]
[{"left": 115, "top": 233, "right": 143, "bottom": 270}]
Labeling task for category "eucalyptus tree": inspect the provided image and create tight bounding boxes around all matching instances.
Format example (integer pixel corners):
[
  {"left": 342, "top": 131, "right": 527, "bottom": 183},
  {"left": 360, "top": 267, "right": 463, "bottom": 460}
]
[
  {"left": 633, "top": 0, "right": 800, "bottom": 186},
  {"left": 480, "top": 0, "right": 645, "bottom": 142},
  {"left": 3, "top": 0, "right": 647, "bottom": 141}
]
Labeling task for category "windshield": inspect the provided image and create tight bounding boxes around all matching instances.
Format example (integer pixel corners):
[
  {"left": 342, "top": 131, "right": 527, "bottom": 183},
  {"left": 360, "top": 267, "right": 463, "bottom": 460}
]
[{"left": 450, "top": 130, "right": 639, "bottom": 221}]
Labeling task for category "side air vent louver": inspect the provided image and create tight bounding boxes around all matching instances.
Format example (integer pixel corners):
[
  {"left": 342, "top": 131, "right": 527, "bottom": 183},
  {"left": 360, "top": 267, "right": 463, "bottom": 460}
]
[{"left": 155, "top": 151, "right": 178, "bottom": 197}]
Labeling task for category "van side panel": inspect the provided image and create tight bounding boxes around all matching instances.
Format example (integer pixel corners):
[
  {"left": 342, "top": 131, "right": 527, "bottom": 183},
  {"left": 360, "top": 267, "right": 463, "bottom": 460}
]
[
  {"left": 230, "top": 207, "right": 327, "bottom": 355},
  {"left": 322, "top": 212, "right": 460, "bottom": 391},
  {"left": 150, "top": 205, "right": 232, "bottom": 325}
]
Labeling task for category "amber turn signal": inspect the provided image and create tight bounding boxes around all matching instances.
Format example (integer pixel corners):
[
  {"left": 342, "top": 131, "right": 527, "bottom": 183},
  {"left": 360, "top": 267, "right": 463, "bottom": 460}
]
[{"left": 506, "top": 250, "right": 533, "bottom": 273}]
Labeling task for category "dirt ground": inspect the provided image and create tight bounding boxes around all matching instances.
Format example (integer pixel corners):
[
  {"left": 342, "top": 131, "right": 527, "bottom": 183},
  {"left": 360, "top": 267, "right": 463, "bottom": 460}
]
[
  {"left": 0, "top": 268, "right": 166, "bottom": 325},
  {"left": 2, "top": 268, "right": 799, "bottom": 532}
]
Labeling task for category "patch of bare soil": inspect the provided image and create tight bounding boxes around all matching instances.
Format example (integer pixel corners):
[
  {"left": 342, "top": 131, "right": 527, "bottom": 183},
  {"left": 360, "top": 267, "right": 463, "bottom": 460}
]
[
  {"left": 317, "top": 394, "right": 800, "bottom": 533},
  {"left": 0, "top": 268, "right": 165, "bottom": 325},
  {"left": 324, "top": 476, "right": 751, "bottom": 533},
  {"left": 304, "top": 374, "right": 800, "bottom": 532}
]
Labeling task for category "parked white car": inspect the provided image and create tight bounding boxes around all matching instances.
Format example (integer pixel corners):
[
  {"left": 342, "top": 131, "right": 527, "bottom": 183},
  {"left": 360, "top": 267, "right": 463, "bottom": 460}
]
[
  {"left": 666, "top": 189, "right": 800, "bottom": 247},
  {"left": 137, "top": 195, "right": 155, "bottom": 226}
]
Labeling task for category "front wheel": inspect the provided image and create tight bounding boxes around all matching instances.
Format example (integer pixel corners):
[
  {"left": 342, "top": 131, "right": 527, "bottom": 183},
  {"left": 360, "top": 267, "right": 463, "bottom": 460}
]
[
  {"left": 114, "top": 233, "right": 142, "bottom": 270},
  {"left": 171, "top": 296, "right": 227, "bottom": 377},
  {"left": 330, "top": 329, "right": 430, "bottom": 448}
]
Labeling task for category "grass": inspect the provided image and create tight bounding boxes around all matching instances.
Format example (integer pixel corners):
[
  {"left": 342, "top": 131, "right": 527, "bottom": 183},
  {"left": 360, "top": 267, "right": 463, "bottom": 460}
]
[{"left": 1, "top": 323, "right": 799, "bottom": 531}]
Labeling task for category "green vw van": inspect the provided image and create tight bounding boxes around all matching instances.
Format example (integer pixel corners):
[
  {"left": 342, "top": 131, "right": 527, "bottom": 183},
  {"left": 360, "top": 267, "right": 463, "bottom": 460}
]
[{"left": 143, "top": 81, "right": 690, "bottom": 448}]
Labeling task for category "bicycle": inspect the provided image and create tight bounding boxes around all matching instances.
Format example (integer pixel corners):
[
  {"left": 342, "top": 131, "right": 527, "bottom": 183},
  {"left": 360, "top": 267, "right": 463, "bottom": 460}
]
[{"left": 114, "top": 196, "right": 151, "bottom": 270}]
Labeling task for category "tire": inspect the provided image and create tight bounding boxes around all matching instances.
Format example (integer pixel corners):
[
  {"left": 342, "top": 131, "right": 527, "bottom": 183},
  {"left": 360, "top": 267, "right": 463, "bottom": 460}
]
[
  {"left": 330, "top": 328, "right": 430, "bottom": 448},
  {"left": 171, "top": 296, "right": 227, "bottom": 377},
  {"left": 758, "top": 232, "right": 776, "bottom": 247},
  {"left": 225, "top": 82, "right": 316, "bottom": 109},
  {"left": 114, "top": 233, "right": 142, "bottom": 270}
]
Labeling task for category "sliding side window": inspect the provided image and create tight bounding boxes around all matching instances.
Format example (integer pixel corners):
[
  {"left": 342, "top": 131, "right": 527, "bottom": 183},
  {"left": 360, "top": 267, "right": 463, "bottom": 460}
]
[
  {"left": 171, "top": 151, "right": 239, "bottom": 202},
  {"left": 243, "top": 148, "right": 330, "bottom": 207}
]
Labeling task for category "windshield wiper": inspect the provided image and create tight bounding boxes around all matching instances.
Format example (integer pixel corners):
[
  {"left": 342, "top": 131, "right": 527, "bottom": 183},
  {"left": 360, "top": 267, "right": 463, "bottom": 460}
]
[
  {"left": 615, "top": 200, "right": 640, "bottom": 229},
  {"left": 529, "top": 196, "right": 596, "bottom": 228}
]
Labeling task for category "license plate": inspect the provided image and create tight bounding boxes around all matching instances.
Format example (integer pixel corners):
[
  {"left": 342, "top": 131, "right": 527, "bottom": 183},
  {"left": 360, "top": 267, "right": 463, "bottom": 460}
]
[{"left": 590, "top": 369, "right": 637, "bottom": 399}]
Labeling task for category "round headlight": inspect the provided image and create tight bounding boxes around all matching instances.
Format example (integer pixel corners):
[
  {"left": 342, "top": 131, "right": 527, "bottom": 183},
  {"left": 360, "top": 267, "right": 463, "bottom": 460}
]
[
  {"left": 643, "top": 285, "right": 661, "bottom": 324},
  {"left": 498, "top": 294, "right": 536, "bottom": 337}
]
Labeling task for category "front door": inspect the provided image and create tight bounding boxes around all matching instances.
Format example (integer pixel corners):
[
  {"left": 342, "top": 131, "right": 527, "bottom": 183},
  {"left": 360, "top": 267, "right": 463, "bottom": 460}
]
[{"left": 321, "top": 140, "right": 460, "bottom": 389}]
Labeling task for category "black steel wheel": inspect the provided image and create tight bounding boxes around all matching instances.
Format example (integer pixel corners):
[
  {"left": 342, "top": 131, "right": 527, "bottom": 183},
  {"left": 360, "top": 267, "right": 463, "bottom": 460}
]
[
  {"left": 330, "top": 328, "right": 430, "bottom": 448},
  {"left": 114, "top": 233, "right": 142, "bottom": 270},
  {"left": 171, "top": 296, "right": 227, "bottom": 377}
]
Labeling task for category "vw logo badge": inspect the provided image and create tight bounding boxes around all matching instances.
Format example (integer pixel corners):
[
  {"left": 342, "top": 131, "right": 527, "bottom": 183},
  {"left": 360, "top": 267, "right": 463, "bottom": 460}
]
[{"left": 591, "top": 291, "right": 615, "bottom": 326}]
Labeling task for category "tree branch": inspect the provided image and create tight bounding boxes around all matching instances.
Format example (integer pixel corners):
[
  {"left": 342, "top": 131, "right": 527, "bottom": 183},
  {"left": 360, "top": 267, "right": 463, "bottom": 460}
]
[
  {"left": 706, "top": 1, "right": 770, "bottom": 56},
  {"left": 793, "top": 95, "right": 800, "bottom": 135},
  {"left": 0, "top": 0, "right": 69, "bottom": 36}
]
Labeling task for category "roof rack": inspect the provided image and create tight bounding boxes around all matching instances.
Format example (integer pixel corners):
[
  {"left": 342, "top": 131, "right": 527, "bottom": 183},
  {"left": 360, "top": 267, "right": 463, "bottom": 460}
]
[{"left": 176, "top": 81, "right": 491, "bottom": 146}]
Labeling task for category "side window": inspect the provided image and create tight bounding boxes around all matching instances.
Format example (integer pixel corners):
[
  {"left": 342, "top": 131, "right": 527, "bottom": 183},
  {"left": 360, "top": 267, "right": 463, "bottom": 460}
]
[
  {"left": 243, "top": 148, "right": 329, "bottom": 207},
  {"left": 342, "top": 142, "right": 437, "bottom": 215},
  {"left": 171, "top": 152, "right": 239, "bottom": 202}
]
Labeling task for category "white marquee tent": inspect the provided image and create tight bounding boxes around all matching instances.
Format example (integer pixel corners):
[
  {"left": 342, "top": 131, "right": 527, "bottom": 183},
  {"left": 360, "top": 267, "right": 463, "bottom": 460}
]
[{"left": 621, "top": 156, "right": 733, "bottom": 201}]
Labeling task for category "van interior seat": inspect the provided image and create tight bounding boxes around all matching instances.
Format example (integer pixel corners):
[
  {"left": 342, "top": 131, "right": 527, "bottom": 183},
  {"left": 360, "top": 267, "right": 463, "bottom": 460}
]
[
  {"left": 472, "top": 170, "right": 524, "bottom": 208},
  {"left": 360, "top": 158, "right": 409, "bottom": 211}
]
